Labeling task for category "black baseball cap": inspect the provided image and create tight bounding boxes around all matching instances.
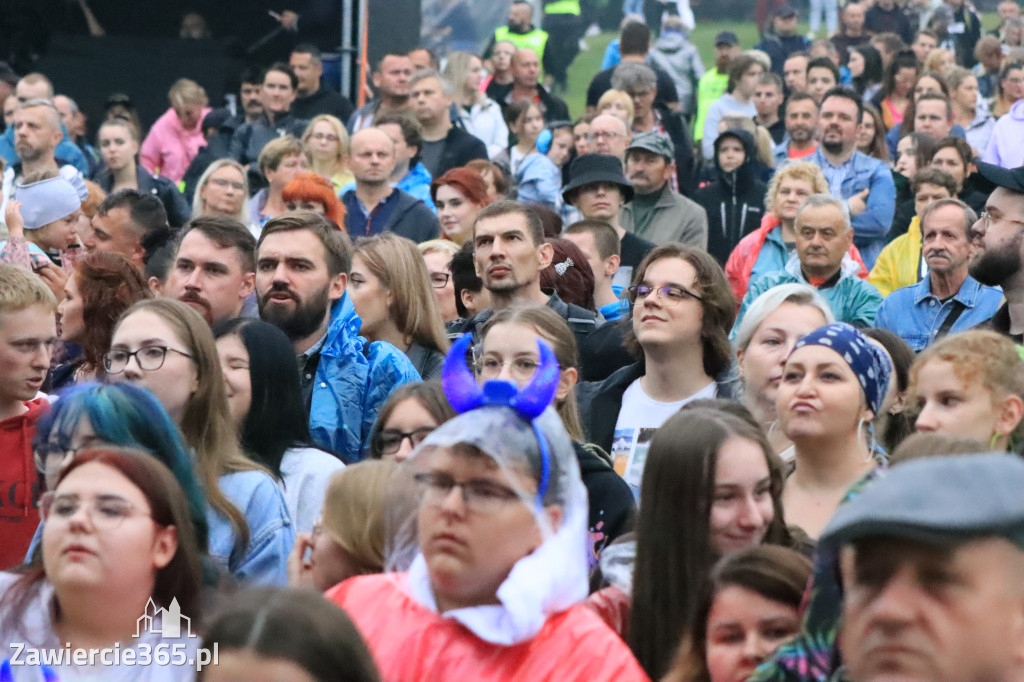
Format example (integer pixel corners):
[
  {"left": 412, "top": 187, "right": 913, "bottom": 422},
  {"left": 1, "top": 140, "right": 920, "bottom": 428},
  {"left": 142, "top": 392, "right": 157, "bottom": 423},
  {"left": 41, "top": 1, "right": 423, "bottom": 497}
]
[
  {"left": 977, "top": 161, "right": 1024, "bottom": 194},
  {"left": 715, "top": 31, "right": 740, "bottom": 47}
]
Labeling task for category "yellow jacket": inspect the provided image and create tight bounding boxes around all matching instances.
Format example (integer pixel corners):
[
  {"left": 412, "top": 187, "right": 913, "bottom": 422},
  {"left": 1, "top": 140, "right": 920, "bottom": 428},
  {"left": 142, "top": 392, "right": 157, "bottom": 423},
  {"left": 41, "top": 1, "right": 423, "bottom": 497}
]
[{"left": 869, "top": 216, "right": 922, "bottom": 298}]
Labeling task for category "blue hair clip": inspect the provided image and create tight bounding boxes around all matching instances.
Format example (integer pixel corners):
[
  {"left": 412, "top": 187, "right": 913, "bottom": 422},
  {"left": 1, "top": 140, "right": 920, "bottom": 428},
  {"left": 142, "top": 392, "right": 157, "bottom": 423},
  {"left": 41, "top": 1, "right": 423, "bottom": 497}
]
[{"left": 442, "top": 334, "right": 560, "bottom": 502}]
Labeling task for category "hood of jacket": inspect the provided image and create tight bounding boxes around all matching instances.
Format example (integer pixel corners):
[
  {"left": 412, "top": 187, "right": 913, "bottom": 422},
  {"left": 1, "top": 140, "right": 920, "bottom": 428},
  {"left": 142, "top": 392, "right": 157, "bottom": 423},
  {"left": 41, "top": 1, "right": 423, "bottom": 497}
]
[
  {"left": 653, "top": 30, "right": 689, "bottom": 53},
  {"left": 712, "top": 128, "right": 758, "bottom": 186}
]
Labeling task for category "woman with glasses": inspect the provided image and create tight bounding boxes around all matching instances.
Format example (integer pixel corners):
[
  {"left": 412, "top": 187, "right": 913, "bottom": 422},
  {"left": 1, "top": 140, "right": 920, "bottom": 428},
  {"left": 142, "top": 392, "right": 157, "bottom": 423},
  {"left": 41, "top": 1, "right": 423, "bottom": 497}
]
[
  {"left": 191, "top": 158, "right": 252, "bottom": 229},
  {"left": 327, "top": 337, "right": 648, "bottom": 680},
  {"left": 52, "top": 251, "right": 151, "bottom": 391},
  {"left": 106, "top": 298, "right": 293, "bottom": 584},
  {"left": 369, "top": 382, "right": 455, "bottom": 462},
  {"left": 479, "top": 305, "right": 635, "bottom": 555},
  {"left": 94, "top": 117, "right": 192, "bottom": 227},
  {"left": 349, "top": 233, "right": 450, "bottom": 380},
  {"left": 288, "top": 461, "right": 408, "bottom": 591},
  {"left": 213, "top": 318, "right": 343, "bottom": 535},
  {"left": 430, "top": 167, "right": 493, "bottom": 247},
  {"left": 32, "top": 382, "right": 210, "bottom": 556},
  {"left": 0, "top": 448, "right": 203, "bottom": 680},
  {"left": 418, "top": 239, "right": 461, "bottom": 324},
  {"left": 301, "top": 114, "right": 353, "bottom": 194}
]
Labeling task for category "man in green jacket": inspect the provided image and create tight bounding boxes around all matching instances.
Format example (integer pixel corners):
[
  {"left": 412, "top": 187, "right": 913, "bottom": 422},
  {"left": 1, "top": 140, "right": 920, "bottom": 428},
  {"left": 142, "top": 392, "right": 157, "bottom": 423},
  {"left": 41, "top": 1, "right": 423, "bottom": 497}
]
[{"left": 694, "top": 31, "right": 741, "bottom": 152}]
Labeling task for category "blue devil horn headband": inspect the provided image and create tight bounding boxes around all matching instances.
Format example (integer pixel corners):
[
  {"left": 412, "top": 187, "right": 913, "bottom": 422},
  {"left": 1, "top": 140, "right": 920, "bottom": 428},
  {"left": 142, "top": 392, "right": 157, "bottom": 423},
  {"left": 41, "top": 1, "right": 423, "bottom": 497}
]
[
  {"left": 442, "top": 333, "right": 560, "bottom": 502},
  {"left": 443, "top": 333, "right": 560, "bottom": 419}
]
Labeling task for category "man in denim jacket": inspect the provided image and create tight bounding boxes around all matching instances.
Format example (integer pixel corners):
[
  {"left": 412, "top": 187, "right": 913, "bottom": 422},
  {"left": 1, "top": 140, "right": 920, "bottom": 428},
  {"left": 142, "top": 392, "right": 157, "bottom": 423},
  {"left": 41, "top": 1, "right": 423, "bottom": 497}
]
[
  {"left": 875, "top": 198, "right": 1002, "bottom": 351},
  {"left": 807, "top": 87, "right": 895, "bottom": 270}
]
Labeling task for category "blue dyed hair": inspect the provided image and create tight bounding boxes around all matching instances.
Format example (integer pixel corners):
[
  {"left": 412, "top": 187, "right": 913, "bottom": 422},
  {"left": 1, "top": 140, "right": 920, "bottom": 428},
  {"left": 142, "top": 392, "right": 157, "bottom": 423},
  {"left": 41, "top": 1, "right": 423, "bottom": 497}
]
[{"left": 33, "top": 382, "right": 210, "bottom": 551}]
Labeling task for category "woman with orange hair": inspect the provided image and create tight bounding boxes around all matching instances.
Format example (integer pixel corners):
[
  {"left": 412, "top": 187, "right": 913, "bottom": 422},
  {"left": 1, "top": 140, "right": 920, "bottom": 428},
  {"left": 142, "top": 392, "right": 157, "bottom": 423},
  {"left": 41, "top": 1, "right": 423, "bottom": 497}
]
[
  {"left": 283, "top": 172, "right": 346, "bottom": 226},
  {"left": 429, "top": 167, "right": 492, "bottom": 247}
]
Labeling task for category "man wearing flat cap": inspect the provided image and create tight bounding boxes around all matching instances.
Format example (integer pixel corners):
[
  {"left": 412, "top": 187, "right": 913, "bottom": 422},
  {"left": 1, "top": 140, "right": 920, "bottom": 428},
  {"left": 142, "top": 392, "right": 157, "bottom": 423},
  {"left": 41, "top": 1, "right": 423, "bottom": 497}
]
[
  {"left": 969, "top": 162, "right": 1024, "bottom": 342},
  {"left": 824, "top": 454, "right": 1024, "bottom": 682},
  {"left": 620, "top": 132, "right": 708, "bottom": 249}
]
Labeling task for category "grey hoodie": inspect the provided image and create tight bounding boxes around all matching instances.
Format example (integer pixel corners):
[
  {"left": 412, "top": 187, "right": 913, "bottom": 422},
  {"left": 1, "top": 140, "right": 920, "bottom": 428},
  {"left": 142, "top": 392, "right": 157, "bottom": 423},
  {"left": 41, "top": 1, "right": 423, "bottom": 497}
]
[{"left": 647, "top": 31, "right": 705, "bottom": 116}]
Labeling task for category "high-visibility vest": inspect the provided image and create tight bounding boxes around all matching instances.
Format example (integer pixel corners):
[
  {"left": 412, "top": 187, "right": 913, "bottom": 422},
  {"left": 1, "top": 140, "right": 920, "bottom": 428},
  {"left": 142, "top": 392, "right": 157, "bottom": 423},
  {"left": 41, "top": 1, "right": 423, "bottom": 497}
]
[
  {"left": 494, "top": 26, "right": 550, "bottom": 61},
  {"left": 543, "top": 0, "right": 581, "bottom": 14}
]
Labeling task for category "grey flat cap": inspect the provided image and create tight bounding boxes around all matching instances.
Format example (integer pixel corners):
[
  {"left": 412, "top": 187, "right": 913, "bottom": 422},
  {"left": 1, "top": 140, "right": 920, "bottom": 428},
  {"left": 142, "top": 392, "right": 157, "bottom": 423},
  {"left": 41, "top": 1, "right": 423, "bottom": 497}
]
[
  {"left": 626, "top": 131, "right": 675, "bottom": 161},
  {"left": 820, "top": 454, "right": 1024, "bottom": 551}
]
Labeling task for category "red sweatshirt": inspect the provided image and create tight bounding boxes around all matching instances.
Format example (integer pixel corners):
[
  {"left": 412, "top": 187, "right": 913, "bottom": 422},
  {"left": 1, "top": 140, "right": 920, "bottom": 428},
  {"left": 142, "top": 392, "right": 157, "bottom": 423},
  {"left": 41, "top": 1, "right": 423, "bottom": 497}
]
[{"left": 0, "top": 398, "right": 48, "bottom": 570}]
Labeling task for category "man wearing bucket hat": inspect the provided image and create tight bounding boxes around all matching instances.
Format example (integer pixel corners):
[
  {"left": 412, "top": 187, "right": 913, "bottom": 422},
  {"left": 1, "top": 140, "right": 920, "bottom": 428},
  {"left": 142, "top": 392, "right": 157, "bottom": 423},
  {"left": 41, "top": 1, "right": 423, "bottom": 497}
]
[
  {"left": 620, "top": 132, "right": 707, "bottom": 250},
  {"left": 968, "top": 162, "right": 1024, "bottom": 343},
  {"left": 563, "top": 154, "right": 653, "bottom": 289},
  {"left": 821, "top": 454, "right": 1024, "bottom": 682}
]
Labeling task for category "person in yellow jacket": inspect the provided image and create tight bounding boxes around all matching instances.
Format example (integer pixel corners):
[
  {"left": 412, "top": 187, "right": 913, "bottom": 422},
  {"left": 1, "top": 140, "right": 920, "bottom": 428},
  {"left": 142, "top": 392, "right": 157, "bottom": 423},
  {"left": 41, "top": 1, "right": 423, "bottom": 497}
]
[
  {"left": 868, "top": 171, "right": 955, "bottom": 296},
  {"left": 693, "top": 32, "right": 741, "bottom": 154},
  {"left": 487, "top": 1, "right": 550, "bottom": 79},
  {"left": 542, "top": 0, "right": 584, "bottom": 92}
]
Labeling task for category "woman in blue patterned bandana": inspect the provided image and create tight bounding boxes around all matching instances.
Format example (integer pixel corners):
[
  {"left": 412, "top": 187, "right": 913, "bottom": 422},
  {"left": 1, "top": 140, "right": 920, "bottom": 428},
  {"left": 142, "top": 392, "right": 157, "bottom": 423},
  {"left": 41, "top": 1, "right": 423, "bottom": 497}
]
[{"left": 774, "top": 323, "right": 892, "bottom": 544}]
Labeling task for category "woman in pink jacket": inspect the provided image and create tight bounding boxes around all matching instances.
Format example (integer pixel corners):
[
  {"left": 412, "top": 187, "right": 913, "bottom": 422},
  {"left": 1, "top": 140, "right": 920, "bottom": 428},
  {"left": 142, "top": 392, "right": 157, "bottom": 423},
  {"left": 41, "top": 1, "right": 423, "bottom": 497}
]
[{"left": 140, "top": 78, "right": 211, "bottom": 184}]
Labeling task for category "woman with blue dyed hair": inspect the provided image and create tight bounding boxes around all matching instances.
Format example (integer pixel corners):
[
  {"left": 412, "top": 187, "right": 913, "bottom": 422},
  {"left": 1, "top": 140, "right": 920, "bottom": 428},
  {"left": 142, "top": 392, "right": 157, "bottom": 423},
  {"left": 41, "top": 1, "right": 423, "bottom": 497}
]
[{"left": 33, "top": 382, "right": 210, "bottom": 552}]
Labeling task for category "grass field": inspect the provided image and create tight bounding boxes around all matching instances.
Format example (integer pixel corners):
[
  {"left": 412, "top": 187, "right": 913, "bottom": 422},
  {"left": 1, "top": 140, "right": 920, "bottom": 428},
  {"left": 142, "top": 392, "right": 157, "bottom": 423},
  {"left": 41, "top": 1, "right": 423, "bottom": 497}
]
[{"left": 561, "top": 15, "right": 1001, "bottom": 117}]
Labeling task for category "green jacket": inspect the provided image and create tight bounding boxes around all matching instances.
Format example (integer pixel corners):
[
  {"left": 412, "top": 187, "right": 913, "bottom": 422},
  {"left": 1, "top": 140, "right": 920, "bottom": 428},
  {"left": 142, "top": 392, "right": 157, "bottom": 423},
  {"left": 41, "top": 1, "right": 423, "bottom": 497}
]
[{"left": 694, "top": 68, "right": 729, "bottom": 144}]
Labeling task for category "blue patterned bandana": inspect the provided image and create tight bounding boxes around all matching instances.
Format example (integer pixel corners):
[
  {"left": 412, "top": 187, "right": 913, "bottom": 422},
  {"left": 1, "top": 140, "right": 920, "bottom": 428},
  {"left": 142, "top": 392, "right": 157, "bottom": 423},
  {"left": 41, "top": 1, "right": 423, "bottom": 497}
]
[{"left": 791, "top": 323, "right": 892, "bottom": 416}]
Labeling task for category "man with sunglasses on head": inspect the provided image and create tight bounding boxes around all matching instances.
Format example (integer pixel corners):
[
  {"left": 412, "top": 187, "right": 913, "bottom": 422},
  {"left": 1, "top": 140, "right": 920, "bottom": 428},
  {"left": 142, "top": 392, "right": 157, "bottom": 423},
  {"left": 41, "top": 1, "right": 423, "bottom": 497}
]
[
  {"left": 970, "top": 162, "right": 1024, "bottom": 343},
  {"left": 734, "top": 194, "right": 882, "bottom": 333},
  {"left": 577, "top": 244, "right": 740, "bottom": 493}
]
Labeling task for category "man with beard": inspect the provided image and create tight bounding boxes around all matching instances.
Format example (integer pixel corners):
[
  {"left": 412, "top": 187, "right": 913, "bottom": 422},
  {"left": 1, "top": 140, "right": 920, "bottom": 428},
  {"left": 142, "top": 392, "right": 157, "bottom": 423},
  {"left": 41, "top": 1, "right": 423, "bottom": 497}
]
[
  {"left": 774, "top": 94, "right": 819, "bottom": 164},
  {"left": 970, "top": 162, "right": 1024, "bottom": 343},
  {"left": 807, "top": 87, "right": 895, "bottom": 269},
  {"left": 163, "top": 215, "right": 256, "bottom": 326},
  {"left": 875, "top": 198, "right": 1002, "bottom": 351},
  {"left": 255, "top": 211, "right": 420, "bottom": 462}
]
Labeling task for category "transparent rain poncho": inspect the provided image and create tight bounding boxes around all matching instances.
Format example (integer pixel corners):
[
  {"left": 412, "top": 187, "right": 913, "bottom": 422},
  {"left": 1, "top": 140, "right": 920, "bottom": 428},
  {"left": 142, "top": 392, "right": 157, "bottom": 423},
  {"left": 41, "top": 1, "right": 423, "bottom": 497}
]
[{"left": 383, "top": 334, "right": 592, "bottom": 646}]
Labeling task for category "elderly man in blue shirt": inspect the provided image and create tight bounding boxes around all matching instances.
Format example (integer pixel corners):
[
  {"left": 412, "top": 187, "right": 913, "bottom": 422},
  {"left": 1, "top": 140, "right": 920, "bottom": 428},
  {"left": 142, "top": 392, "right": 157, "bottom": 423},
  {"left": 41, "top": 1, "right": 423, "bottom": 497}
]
[
  {"left": 807, "top": 87, "right": 895, "bottom": 269},
  {"left": 875, "top": 198, "right": 1003, "bottom": 351}
]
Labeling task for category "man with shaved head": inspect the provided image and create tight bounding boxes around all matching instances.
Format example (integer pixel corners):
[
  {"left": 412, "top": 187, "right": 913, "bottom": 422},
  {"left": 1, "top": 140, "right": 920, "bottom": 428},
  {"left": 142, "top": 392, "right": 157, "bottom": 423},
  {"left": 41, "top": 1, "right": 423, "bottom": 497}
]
[
  {"left": 340, "top": 127, "right": 439, "bottom": 242},
  {"left": 501, "top": 48, "right": 569, "bottom": 122},
  {"left": 587, "top": 114, "right": 630, "bottom": 161},
  {"left": 0, "top": 73, "right": 88, "bottom": 174}
]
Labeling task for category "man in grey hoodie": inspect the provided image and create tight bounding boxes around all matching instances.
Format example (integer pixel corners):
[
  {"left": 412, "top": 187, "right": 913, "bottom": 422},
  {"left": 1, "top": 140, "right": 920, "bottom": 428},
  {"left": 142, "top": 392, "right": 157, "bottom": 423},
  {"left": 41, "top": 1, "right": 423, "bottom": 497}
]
[{"left": 647, "top": 15, "right": 705, "bottom": 120}]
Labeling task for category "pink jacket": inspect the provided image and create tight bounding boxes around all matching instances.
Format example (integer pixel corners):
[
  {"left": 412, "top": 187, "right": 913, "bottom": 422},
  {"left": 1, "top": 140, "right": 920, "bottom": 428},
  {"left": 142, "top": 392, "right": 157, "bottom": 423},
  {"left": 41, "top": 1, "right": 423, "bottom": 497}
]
[{"left": 140, "top": 107, "right": 211, "bottom": 183}]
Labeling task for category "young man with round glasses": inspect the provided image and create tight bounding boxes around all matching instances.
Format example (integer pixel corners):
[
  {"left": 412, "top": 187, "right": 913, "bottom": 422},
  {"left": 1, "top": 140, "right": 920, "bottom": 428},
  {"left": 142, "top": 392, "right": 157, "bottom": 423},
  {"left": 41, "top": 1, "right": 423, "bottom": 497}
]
[{"left": 577, "top": 244, "right": 739, "bottom": 492}]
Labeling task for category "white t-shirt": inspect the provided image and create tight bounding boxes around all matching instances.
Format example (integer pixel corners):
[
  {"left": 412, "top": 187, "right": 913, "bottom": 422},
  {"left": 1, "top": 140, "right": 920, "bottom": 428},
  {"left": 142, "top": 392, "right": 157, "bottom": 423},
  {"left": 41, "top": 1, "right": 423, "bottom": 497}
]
[
  {"left": 611, "top": 378, "right": 717, "bottom": 496},
  {"left": 279, "top": 446, "right": 345, "bottom": 536}
]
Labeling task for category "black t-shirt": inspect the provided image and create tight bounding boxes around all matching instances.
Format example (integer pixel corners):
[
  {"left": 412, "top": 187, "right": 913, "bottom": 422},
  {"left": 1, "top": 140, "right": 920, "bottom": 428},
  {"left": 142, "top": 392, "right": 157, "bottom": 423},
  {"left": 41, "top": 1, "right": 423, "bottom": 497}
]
[{"left": 586, "top": 64, "right": 679, "bottom": 110}]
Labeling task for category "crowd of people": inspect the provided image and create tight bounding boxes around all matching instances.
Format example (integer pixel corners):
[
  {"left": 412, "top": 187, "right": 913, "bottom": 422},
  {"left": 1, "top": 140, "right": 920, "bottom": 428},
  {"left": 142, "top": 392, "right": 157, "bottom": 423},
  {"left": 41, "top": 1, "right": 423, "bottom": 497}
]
[{"left": 2, "top": 0, "right": 1024, "bottom": 679}]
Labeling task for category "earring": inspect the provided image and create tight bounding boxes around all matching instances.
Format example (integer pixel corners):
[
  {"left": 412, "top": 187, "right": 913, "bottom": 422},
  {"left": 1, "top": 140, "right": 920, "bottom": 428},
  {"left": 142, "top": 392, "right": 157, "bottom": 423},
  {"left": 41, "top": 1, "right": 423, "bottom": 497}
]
[{"left": 990, "top": 432, "right": 1003, "bottom": 451}]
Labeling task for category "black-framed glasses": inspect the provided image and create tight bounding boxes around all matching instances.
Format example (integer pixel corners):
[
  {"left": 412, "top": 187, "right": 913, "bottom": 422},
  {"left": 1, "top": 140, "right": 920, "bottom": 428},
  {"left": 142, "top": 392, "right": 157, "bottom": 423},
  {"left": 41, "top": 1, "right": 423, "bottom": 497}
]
[
  {"left": 429, "top": 272, "right": 450, "bottom": 288},
  {"left": 627, "top": 284, "right": 703, "bottom": 306},
  {"left": 413, "top": 471, "right": 522, "bottom": 513},
  {"left": 373, "top": 426, "right": 436, "bottom": 455},
  {"left": 103, "top": 346, "right": 192, "bottom": 374}
]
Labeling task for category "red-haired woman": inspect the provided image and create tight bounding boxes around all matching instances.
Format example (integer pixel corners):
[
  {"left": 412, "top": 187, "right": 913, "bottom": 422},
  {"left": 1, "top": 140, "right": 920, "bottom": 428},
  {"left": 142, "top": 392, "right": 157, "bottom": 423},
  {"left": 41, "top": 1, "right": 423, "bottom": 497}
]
[
  {"left": 430, "top": 167, "right": 492, "bottom": 247},
  {"left": 282, "top": 172, "right": 347, "bottom": 227}
]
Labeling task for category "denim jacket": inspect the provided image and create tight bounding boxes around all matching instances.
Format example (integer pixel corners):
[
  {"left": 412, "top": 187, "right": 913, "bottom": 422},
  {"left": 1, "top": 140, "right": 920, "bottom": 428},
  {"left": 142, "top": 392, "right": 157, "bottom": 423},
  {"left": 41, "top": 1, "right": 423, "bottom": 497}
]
[
  {"left": 807, "top": 148, "right": 895, "bottom": 269},
  {"left": 208, "top": 470, "right": 294, "bottom": 585},
  {"left": 874, "top": 275, "right": 1004, "bottom": 352}
]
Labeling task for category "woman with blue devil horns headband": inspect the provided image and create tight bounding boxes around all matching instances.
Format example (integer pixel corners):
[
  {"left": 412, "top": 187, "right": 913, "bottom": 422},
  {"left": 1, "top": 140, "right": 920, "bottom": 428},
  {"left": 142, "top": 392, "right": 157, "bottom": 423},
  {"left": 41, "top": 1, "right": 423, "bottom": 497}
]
[{"left": 327, "top": 334, "right": 651, "bottom": 681}]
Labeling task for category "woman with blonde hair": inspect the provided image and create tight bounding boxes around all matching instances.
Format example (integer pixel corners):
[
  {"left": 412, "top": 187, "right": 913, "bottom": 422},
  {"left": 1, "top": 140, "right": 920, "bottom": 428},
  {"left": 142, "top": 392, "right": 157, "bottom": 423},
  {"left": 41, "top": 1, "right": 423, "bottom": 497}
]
[
  {"left": 909, "top": 329, "right": 1024, "bottom": 451},
  {"left": 301, "top": 114, "right": 354, "bottom": 193},
  {"left": 417, "top": 239, "right": 461, "bottom": 323},
  {"left": 192, "top": 158, "right": 252, "bottom": 228},
  {"left": 349, "top": 233, "right": 450, "bottom": 379},
  {"left": 288, "top": 461, "right": 410, "bottom": 590},
  {"left": 444, "top": 51, "right": 508, "bottom": 160},
  {"left": 141, "top": 78, "right": 211, "bottom": 184},
  {"left": 108, "top": 298, "right": 294, "bottom": 583},
  {"left": 597, "top": 89, "right": 634, "bottom": 126},
  {"left": 725, "top": 161, "right": 866, "bottom": 302}
]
